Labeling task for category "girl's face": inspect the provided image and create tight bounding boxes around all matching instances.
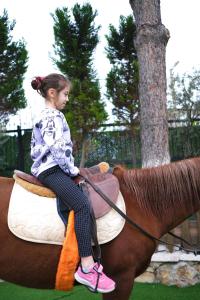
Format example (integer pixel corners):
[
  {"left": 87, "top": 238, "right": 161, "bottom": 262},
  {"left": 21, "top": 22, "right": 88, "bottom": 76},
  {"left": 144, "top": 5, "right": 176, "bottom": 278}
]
[{"left": 47, "top": 86, "right": 70, "bottom": 110}]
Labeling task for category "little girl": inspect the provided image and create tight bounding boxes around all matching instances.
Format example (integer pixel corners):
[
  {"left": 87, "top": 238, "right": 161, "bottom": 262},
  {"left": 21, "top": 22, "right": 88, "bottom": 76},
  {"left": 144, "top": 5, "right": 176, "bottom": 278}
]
[{"left": 30, "top": 73, "right": 115, "bottom": 293}]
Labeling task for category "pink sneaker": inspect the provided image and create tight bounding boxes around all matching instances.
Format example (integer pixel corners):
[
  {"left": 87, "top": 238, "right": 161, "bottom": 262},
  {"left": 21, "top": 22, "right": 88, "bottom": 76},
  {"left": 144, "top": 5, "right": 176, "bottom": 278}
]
[{"left": 74, "top": 263, "right": 116, "bottom": 293}]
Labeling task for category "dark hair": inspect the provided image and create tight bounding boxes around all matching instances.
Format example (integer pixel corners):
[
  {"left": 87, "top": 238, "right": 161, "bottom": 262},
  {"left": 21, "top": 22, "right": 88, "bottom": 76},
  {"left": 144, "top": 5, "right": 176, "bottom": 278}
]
[{"left": 31, "top": 73, "right": 71, "bottom": 98}]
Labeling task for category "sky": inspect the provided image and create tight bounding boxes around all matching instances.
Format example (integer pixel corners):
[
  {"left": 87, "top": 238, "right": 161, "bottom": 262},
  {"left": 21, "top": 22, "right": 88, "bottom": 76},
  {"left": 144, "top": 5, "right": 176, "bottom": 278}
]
[{"left": 1, "top": 0, "right": 200, "bottom": 129}]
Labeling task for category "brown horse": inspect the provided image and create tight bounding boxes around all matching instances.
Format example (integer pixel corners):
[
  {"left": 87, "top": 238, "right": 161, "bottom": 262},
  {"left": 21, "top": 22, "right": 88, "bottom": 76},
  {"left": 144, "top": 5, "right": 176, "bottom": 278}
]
[{"left": 1, "top": 157, "right": 200, "bottom": 300}]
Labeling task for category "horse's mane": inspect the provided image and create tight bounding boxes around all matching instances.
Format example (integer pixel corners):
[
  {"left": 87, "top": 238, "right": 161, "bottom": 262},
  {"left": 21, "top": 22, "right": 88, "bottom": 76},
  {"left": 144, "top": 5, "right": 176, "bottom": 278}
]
[{"left": 123, "top": 157, "right": 200, "bottom": 218}]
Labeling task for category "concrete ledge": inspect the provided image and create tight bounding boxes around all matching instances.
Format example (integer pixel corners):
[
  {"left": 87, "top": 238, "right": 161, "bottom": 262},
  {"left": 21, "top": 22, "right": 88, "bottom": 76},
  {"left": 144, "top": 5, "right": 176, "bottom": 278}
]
[
  {"left": 152, "top": 252, "right": 200, "bottom": 262},
  {"left": 152, "top": 245, "right": 200, "bottom": 262}
]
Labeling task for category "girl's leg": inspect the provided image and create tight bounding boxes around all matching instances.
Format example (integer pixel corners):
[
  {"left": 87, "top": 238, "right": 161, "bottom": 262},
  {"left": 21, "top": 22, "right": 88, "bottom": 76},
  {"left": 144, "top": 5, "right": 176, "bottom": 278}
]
[
  {"left": 38, "top": 166, "right": 115, "bottom": 293},
  {"left": 38, "top": 167, "right": 93, "bottom": 262}
]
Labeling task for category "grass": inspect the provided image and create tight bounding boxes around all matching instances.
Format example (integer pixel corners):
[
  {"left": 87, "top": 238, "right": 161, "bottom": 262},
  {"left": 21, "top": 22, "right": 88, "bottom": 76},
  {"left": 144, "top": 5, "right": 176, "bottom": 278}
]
[{"left": 0, "top": 282, "right": 200, "bottom": 300}]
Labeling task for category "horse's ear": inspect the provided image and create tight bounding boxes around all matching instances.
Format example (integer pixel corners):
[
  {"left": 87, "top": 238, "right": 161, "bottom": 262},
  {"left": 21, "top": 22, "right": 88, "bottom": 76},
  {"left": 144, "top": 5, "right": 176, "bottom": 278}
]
[{"left": 113, "top": 165, "right": 126, "bottom": 181}]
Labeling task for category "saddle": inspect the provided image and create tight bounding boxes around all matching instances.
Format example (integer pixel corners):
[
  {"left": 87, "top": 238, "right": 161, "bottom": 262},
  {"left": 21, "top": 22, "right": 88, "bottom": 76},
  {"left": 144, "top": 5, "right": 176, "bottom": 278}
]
[
  {"left": 13, "top": 164, "right": 119, "bottom": 219},
  {"left": 11, "top": 165, "right": 124, "bottom": 292}
]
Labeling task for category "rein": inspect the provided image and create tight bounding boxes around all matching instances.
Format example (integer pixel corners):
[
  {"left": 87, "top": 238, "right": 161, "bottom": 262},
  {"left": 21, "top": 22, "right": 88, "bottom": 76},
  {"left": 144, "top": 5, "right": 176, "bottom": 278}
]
[{"left": 81, "top": 174, "right": 200, "bottom": 256}]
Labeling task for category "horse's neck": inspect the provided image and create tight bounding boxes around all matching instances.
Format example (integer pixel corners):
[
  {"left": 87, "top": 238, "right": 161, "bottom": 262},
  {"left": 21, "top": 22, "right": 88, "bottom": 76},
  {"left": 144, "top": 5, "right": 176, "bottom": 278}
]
[{"left": 160, "top": 200, "right": 200, "bottom": 236}]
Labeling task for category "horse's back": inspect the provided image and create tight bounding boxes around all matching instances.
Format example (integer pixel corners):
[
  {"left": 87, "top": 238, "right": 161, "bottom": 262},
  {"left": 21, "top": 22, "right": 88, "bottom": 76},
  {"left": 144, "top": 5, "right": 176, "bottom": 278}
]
[
  {"left": 0, "top": 176, "right": 14, "bottom": 186},
  {"left": 0, "top": 176, "right": 13, "bottom": 217},
  {"left": 0, "top": 176, "right": 14, "bottom": 208}
]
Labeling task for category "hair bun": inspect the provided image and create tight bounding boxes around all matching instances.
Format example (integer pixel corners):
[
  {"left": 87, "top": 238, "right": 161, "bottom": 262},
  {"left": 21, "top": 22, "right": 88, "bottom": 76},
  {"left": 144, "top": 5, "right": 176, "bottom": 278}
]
[{"left": 31, "top": 76, "right": 45, "bottom": 90}]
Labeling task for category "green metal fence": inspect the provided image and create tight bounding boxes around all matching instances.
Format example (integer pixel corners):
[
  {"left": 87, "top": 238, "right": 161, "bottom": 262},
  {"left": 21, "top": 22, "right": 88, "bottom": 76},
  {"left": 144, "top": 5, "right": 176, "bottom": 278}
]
[{"left": 0, "top": 124, "right": 200, "bottom": 177}]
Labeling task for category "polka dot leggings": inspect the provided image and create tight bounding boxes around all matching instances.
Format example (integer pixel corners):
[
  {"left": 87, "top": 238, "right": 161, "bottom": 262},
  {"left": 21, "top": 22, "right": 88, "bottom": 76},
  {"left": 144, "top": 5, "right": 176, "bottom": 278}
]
[{"left": 38, "top": 165, "right": 92, "bottom": 257}]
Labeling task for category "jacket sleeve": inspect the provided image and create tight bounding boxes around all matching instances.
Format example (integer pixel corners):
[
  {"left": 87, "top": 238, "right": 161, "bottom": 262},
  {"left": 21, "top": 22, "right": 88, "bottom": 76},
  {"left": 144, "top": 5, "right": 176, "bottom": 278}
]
[{"left": 39, "top": 113, "right": 79, "bottom": 176}]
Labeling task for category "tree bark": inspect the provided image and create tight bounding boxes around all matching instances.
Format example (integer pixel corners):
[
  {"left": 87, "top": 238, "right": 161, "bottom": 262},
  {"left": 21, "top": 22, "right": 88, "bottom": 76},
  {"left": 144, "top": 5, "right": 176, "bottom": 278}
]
[
  {"left": 130, "top": 0, "right": 170, "bottom": 167},
  {"left": 79, "top": 135, "right": 89, "bottom": 168}
]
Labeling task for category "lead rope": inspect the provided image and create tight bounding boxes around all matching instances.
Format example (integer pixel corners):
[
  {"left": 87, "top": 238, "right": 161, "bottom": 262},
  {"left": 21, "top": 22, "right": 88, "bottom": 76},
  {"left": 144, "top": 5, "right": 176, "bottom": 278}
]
[
  {"left": 80, "top": 174, "right": 200, "bottom": 255},
  {"left": 167, "top": 231, "right": 200, "bottom": 255}
]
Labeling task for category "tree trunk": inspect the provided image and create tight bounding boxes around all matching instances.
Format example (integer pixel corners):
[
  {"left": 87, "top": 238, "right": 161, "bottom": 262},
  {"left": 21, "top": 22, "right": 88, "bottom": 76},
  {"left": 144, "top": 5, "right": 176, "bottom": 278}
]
[
  {"left": 130, "top": 0, "right": 170, "bottom": 167},
  {"left": 79, "top": 135, "right": 88, "bottom": 168}
]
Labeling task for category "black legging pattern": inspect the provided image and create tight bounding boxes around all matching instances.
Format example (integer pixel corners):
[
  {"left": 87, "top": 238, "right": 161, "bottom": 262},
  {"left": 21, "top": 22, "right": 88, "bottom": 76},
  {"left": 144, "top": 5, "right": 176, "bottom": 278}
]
[{"left": 38, "top": 166, "right": 92, "bottom": 257}]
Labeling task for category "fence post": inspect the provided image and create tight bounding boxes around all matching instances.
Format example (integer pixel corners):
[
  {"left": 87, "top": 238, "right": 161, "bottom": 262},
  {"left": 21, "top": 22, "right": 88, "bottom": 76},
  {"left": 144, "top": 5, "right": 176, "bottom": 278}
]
[
  {"left": 17, "top": 125, "right": 25, "bottom": 171},
  {"left": 181, "top": 219, "right": 192, "bottom": 245}
]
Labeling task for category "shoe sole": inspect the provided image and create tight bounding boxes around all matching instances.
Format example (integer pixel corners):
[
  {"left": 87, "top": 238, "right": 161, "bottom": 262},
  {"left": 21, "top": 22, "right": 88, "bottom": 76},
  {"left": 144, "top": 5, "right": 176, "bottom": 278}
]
[{"left": 74, "top": 273, "right": 115, "bottom": 293}]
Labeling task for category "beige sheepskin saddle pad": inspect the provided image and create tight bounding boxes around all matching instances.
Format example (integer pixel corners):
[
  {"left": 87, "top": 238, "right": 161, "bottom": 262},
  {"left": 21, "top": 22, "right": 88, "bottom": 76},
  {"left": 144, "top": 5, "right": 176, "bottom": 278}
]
[{"left": 8, "top": 182, "right": 126, "bottom": 245}]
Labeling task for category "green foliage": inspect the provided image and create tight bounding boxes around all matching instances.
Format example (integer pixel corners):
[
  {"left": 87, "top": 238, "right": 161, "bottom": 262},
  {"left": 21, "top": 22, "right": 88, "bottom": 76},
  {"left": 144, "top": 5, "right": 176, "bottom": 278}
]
[
  {"left": 0, "top": 10, "right": 28, "bottom": 124},
  {"left": 168, "top": 63, "right": 200, "bottom": 125},
  {"left": 105, "top": 15, "right": 139, "bottom": 125},
  {"left": 52, "top": 3, "right": 100, "bottom": 81},
  {"left": 51, "top": 4, "right": 107, "bottom": 127},
  {"left": 105, "top": 15, "right": 137, "bottom": 64},
  {"left": 51, "top": 3, "right": 108, "bottom": 165}
]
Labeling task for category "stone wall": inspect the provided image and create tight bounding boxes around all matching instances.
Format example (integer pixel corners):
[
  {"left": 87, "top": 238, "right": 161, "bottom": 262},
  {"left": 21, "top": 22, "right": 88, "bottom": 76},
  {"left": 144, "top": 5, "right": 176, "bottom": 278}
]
[{"left": 135, "top": 247, "right": 200, "bottom": 287}]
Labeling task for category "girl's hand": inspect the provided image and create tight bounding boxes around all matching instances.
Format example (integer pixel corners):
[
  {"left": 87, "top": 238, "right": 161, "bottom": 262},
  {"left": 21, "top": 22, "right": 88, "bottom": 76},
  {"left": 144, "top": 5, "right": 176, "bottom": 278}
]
[{"left": 73, "top": 166, "right": 80, "bottom": 176}]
